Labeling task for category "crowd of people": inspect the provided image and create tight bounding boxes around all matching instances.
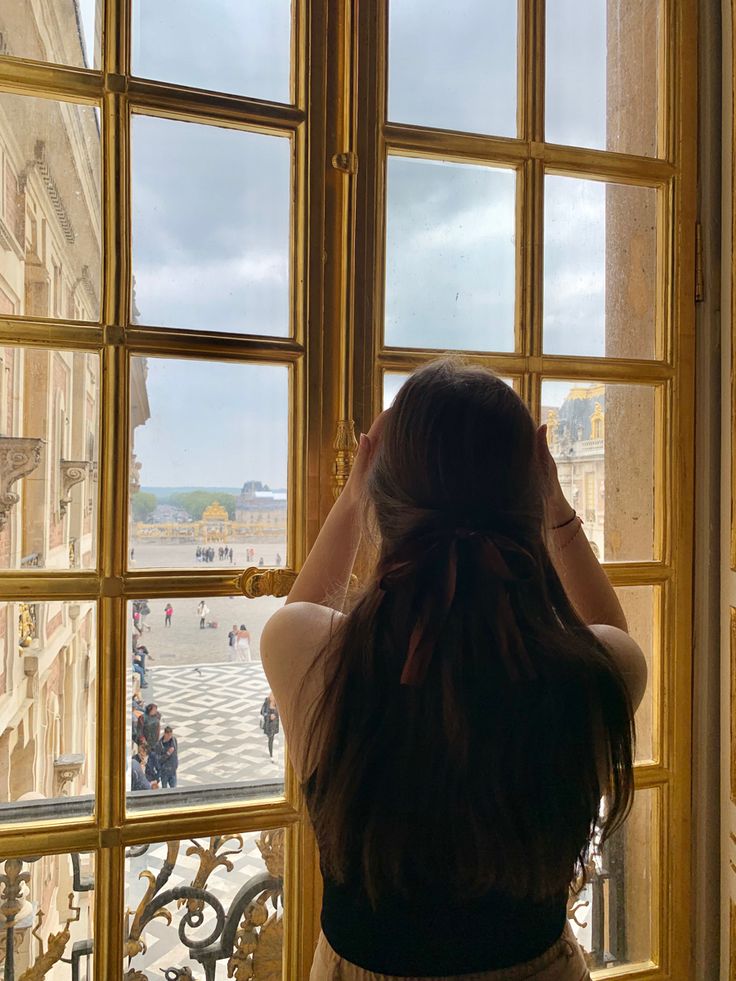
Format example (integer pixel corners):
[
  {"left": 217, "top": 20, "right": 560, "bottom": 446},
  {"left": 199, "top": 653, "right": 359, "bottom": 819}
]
[
  {"left": 128, "top": 597, "right": 282, "bottom": 791},
  {"left": 195, "top": 545, "right": 234, "bottom": 563},
  {"left": 130, "top": 600, "right": 181, "bottom": 792}
]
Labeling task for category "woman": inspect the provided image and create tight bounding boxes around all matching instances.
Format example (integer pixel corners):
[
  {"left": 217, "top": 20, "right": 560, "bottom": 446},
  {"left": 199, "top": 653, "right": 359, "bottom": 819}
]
[
  {"left": 261, "top": 361, "right": 646, "bottom": 981},
  {"left": 234, "top": 624, "right": 251, "bottom": 662},
  {"left": 260, "top": 692, "right": 280, "bottom": 759}
]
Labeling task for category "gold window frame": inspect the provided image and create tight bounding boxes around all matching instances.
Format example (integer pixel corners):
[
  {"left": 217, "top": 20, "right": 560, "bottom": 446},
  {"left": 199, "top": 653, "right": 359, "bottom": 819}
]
[
  {"left": 0, "top": 0, "right": 697, "bottom": 978},
  {"left": 349, "top": 1, "right": 696, "bottom": 976}
]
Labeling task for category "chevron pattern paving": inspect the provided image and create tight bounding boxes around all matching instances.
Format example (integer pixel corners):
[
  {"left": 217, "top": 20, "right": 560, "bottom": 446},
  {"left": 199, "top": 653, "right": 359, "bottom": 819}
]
[{"left": 141, "top": 661, "right": 285, "bottom": 787}]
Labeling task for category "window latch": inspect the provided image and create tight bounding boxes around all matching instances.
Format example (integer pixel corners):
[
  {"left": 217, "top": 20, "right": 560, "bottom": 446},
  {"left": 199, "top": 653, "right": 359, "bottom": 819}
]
[{"left": 331, "top": 151, "right": 358, "bottom": 175}]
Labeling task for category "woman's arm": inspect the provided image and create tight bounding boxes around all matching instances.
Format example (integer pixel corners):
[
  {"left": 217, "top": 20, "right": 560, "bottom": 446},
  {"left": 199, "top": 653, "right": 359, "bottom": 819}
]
[
  {"left": 537, "top": 426, "right": 628, "bottom": 632},
  {"left": 285, "top": 413, "right": 388, "bottom": 609}
]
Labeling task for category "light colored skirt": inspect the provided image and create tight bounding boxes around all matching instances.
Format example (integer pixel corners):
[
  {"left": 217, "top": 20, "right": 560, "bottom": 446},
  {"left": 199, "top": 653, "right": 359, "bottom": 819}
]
[
  {"left": 309, "top": 922, "right": 591, "bottom": 981},
  {"left": 232, "top": 638, "right": 251, "bottom": 662}
]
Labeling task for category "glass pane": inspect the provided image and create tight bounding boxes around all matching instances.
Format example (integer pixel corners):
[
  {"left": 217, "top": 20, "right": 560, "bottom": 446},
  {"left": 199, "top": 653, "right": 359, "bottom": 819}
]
[
  {"left": 388, "top": 0, "right": 517, "bottom": 136},
  {"left": 383, "top": 372, "right": 410, "bottom": 408},
  {"left": 0, "top": 0, "right": 101, "bottom": 69},
  {"left": 0, "top": 347, "right": 99, "bottom": 571},
  {"left": 127, "top": 595, "right": 286, "bottom": 812},
  {"left": 385, "top": 157, "right": 515, "bottom": 352},
  {"left": 0, "top": 93, "right": 101, "bottom": 322},
  {"left": 568, "top": 788, "right": 657, "bottom": 969},
  {"left": 132, "top": 0, "right": 292, "bottom": 103},
  {"left": 0, "top": 601, "right": 96, "bottom": 822},
  {"left": 546, "top": 0, "right": 659, "bottom": 157},
  {"left": 125, "top": 828, "right": 283, "bottom": 978},
  {"left": 132, "top": 115, "right": 291, "bottom": 336},
  {"left": 129, "top": 357, "right": 288, "bottom": 571},
  {"left": 543, "top": 176, "right": 656, "bottom": 359},
  {"left": 615, "top": 586, "right": 657, "bottom": 763},
  {"left": 542, "top": 381, "right": 656, "bottom": 562},
  {"left": 0, "top": 851, "right": 95, "bottom": 978}
]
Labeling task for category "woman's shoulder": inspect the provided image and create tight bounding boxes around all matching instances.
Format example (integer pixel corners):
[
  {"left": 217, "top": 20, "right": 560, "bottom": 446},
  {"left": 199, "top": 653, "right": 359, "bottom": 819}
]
[
  {"left": 262, "top": 602, "right": 342, "bottom": 651},
  {"left": 588, "top": 624, "right": 647, "bottom": 711},
  {"left": 261, "top": 603, "right": 344, "bottom": 691}
]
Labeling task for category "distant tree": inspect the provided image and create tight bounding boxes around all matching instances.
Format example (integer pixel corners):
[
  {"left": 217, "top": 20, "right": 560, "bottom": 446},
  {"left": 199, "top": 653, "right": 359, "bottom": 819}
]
[
  {"left": 132, "top": 491, "right": 157, "bottom": 522},
  {"left": 169, "top": 491, "right": 237, "bottom": 520}
]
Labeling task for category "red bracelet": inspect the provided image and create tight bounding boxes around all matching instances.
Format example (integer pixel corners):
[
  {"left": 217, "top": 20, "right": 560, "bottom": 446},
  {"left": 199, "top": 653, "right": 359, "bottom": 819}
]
[{"left": 552, "top": 510, "right": 577, "bottom": 530}]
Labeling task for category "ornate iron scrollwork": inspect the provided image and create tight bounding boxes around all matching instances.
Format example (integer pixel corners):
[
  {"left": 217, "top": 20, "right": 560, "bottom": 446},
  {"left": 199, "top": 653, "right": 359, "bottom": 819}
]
[{"left": 125, "top": 830, "right": 284, "bottom": 981}]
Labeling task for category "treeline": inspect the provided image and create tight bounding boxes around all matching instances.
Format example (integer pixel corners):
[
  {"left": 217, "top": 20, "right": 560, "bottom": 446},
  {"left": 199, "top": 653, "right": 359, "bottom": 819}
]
[{"left": 132, "top": 490, "right": 237, "bottom": 522}]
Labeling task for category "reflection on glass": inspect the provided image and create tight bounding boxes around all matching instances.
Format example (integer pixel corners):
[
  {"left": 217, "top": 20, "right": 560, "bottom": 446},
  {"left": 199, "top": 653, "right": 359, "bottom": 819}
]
[
  {"left": 127, "top": 595, "right": 285, "bottom": 810},
  {"left": 568, "top": 788, "right": 656, "bottom": 968},
  {"left": 388, "top": 0, "right": 517, "bottom": 136},
  {"left": 0, "top": 851, "right": 95, "bottom": 977},
  {"left": 125, "top": 828, "right": 283, "bottom": 978},
  {"left": 546, "top": 0, "right": 659, "bottom": 156},
  {"left": 129, "top": 357, "right": 288, "bottom": 572},
  {"left": 615, "top": 586, "right": 657, "bottom": 763},
  {"left": 0, "top": 602, "right": 95, "bottom": 821},
  {"left": 132, "top": 115, "right": 291, "bottom": 335},
  {"left": 541, "top": 380, "right": 655, "bottom": 562},
  {"left": 0, "top": 93, "right": 101, "bottom": 322},
  {"left": 0, "top": 347, "right": 99, "bottom": 571},
  {"left": 0, "top": 0, "right": 101, "bottom": 68},
  {"left": 385, "top": 157, "right": 515, "bottom": 352},
  {"left": 132, "top": 0, "right": 292, "bottom": 102},
  {"left": 543, "top": 176, "right": 656, "bottom": 359}
]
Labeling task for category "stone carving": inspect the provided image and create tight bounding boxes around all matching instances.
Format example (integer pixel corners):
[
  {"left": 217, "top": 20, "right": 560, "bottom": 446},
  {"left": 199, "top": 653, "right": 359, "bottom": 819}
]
[
  {"left": 53, "top": 753, "right": 85, "bottom": 796},
  {"left": 59, "top": 460, "right": 89, "bottom": 517},
  {"left": 0, "top": 437, "right": 43, "bottom": 530}
]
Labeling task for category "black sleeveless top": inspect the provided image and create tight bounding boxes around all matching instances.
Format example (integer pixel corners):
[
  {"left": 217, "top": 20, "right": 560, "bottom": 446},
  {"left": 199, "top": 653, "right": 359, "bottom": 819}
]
[
  {"left": 320, "top": 872, "right": 567, "bottom": 975},
  {"left": 307, "top": 779, "right": 568, "bottom": 975}
]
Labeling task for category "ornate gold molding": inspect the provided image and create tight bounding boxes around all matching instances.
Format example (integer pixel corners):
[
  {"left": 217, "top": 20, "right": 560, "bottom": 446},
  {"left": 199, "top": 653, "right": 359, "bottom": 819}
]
[
  {"left": 0, "top": 437, "right": 43, "bottom": 531},
  {"left": 59, "top": 460, "right": 89, "bottom": 517},
  {"left": 333, "top": 418, "right": 358, "bottom": 500},
  {"left": 241, "top": 566, "right": 296, "bottom": 599},
  {"left": 18, "top": 603, "right": 38, "bottom": 650},
  {"left": 19, "top": 893, "right": 80, "bottom": 981}
]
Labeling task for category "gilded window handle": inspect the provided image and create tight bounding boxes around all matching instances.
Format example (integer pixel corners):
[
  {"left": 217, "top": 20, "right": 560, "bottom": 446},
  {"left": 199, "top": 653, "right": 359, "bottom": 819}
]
[
  {"left": 241, "top": 566, "right": 297, "bottom": 598},
  {"left": 241, "top": 566, "right": 359, "bottom": 599}
]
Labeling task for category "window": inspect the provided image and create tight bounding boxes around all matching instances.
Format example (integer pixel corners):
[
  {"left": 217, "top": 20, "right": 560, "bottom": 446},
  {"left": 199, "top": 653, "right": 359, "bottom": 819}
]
[{"left": 0, "top": 2, "right": 696, "bottom": 979}]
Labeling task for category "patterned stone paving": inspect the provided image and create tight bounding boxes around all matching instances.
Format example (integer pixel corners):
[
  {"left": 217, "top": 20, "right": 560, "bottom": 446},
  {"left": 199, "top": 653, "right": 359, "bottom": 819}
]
[{"left": 140, "top": 661, "right": 285, "bottom": 787}]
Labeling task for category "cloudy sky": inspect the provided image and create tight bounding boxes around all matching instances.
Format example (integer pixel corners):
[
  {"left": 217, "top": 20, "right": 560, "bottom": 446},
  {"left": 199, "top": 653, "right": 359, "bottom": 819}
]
[{"left": 125, "top": 0, "right": 656, "bottom": 487}]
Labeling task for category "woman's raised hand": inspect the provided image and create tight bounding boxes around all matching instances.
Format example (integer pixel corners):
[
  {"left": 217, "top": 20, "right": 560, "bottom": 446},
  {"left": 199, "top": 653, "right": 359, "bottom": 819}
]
[{"left": 344, "top": 410, "right": 391, "bottom": 505}]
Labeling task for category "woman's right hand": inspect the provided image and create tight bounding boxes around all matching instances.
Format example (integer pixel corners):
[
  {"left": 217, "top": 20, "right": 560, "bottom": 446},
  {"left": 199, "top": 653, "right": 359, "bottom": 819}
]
[{"left": 536, "top": 424, "right": 575, "bottom": 525}]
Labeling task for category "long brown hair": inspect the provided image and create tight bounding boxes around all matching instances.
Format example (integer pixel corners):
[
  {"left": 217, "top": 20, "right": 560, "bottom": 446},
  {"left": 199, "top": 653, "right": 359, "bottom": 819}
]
[{"left": 305, "top": 359, "right": 634, "bottom": 906}]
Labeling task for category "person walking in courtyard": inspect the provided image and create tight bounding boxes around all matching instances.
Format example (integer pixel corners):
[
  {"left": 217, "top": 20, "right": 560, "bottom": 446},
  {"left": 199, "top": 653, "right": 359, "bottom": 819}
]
[
  {"left": 164, "top": 602, "right": 173, "bottom": 627},
  {"left": 137, "top": 703, "right": 161, "bottom": 750},
  {"left": 260, "top": 692, "right": 280, "bottom": 759},
  {"left": 197, "top": 600, "right": 209, "bottom": 629},
  {"left": 234, "top": 623, "right": 251, "bottom": 662},
  {"left": 228, "top": 623, "right": 238, "bottom": 656},
  {"left": 155, "top": 726, "right": 179, "bottom": 788}
]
